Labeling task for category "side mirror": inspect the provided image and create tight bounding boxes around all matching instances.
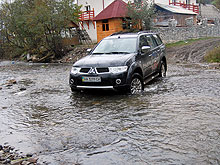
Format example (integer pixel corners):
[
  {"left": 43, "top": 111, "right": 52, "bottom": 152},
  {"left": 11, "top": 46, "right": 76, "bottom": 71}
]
[
  {"left": 87, "top": 48, "right": 92, "bottom": 54},
  {"left": 141, "top": 46, "right": 151, "bottom": 53}
]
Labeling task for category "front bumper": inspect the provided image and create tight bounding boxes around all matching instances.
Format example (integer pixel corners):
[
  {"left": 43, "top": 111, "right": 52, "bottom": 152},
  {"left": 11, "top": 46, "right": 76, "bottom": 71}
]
[{"left": 69, "top": 72, "right": 129, "bottom": 91}]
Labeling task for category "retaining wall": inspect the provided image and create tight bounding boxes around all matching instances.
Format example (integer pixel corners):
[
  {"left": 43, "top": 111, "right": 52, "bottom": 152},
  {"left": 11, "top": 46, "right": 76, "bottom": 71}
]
[{"left": 152, "top": 25, "right": 220, "bottom": 43}]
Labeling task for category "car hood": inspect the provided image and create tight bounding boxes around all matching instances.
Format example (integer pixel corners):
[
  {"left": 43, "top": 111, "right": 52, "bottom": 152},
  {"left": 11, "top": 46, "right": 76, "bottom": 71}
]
[{"left": 73, "top": 53, "right": 135, "bottom": 67}]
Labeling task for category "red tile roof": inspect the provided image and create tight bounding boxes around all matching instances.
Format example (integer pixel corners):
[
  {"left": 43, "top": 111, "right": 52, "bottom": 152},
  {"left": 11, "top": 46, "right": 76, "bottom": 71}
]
[{"left": 93, "top": 0, "right": 128, "bottom": 21}]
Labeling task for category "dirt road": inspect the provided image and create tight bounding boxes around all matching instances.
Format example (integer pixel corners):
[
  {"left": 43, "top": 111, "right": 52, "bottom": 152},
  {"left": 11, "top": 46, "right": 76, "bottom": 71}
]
[{"left": 166, "top": 38, "right": 220, "bottom": 63}]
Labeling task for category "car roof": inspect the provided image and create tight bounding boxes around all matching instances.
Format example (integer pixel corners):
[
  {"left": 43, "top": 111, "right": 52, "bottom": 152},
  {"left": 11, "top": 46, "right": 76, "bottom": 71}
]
[{"left": 104, "top": 31, "right": 158, "bottom": 40}]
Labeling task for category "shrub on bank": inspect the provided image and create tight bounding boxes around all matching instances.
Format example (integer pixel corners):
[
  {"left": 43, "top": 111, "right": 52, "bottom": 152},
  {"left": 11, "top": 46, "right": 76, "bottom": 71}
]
[{"left": 205, "top": 45, "right": 220, "bottom": 63}]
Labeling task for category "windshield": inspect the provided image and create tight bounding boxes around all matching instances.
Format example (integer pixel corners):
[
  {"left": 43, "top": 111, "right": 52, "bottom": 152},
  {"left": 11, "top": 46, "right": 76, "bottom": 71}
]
[{"left": 92, "top": 38, "right": 137, "bottom": 54}]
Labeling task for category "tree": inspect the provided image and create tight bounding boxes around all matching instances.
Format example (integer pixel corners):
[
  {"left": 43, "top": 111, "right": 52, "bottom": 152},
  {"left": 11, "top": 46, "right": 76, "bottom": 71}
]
[
  {"left": 126, "top": 1, "right": 155, "bottom": 31},
  {"left": 213, "top": 0, "right": 220, "bottom": 9},
  {"left": 197, "top": 0, "right": 214, "bottom": 4},
  {"left": 0, "top": 0, "right": 81, "bottom": 61}
]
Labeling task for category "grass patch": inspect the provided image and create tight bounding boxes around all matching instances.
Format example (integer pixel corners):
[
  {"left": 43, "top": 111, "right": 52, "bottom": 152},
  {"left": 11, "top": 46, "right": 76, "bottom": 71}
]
[
  {"left": 165, "top": 37, "right": 216, "bottom": 48},
  {"left": 204, "top": 45, "right": 220, "bottom": 63}
]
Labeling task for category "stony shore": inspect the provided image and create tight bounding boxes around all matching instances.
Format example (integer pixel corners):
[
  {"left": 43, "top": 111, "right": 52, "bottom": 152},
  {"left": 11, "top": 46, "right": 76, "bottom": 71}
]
[{"left": 0, "top": 144, "right": 38, "bottom": 165}]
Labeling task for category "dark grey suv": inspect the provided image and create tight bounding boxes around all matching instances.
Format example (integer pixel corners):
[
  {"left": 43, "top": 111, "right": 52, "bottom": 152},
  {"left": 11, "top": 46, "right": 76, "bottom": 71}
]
[{"left": 69, "top": 32, "right": 167, "bottom": 94}]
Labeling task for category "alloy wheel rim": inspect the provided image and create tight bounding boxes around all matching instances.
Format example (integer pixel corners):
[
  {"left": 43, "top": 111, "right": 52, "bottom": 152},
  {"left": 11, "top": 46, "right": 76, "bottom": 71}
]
[{"left": 130, "top": 78, "right": 142, "bottom": 94}]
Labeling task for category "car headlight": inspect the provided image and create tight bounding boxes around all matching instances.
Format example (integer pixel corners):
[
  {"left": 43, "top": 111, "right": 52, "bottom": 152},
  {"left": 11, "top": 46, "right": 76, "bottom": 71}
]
[
  {"left": 71, "top": 67, "right": 81, "bottom": 74},
  {"left": 109, "top": 66, "right": 128, "bottom": 74}
]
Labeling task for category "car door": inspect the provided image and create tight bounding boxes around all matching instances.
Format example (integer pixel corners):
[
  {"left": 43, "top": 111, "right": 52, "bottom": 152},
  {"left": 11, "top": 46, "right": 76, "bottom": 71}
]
[
  {"left": 146, "top": 35, "right": 160, "bottom": 73},
  {"left": 152, "top": 34, "right": 165, "bottom": 72},
  {"left": 138, "top": 35, "right": 153, "bottom": 78}
]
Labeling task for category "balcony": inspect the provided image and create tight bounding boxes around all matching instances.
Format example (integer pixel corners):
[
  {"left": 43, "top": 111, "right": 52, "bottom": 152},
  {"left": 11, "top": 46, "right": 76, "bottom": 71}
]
[
  {"left": 79, "top": 9, "right": 95, "bottom": 21},
  {"left": 169, "top": 0, "right": 199, "bottom": 14},
  {"left": 79, "top": 9, "right": 95, "bottom": 29}
]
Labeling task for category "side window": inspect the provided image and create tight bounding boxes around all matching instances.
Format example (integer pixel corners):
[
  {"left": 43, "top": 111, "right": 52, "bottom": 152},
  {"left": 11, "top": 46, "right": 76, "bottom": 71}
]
[
  {"left": 146, "top": 35, "right": 157, "bottom": 49},
  {"left": 139, "top": 35, "right": 149, "bottom": 49},
  {"left": 153, "top": 34, "right": 162, "bottom": 46}
]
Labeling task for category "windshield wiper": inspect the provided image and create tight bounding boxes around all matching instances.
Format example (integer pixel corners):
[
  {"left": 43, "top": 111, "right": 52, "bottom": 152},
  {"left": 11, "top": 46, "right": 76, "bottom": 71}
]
[
  {"left": 105, "top": 52, "right": 130, "bottom": 54},
  {"left": 92, "top": 52, "right": 105, "bottom": 55}
]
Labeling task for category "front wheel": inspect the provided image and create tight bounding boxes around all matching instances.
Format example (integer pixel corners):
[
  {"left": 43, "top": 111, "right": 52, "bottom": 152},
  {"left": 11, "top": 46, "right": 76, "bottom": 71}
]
[
  {"left": 129, "top": 73, "right": 144, "bottom": 94},
  {"left": 159, "top": 61, "right": 166, "bottom": 77},
  {"left": 71, "top": 87, "right": 80, "bottom": 93}
]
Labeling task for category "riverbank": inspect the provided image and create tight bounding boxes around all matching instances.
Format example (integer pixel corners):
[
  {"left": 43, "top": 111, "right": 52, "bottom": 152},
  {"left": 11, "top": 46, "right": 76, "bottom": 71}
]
[
  {"left": 59, "top": 38, "right": 220, "bottom": 69},
  {"left": 0, "top": 144, "right": 38, "bottom": 165},
  {"left": 1, "top": 38, "right": 219, "bottom": 69}
]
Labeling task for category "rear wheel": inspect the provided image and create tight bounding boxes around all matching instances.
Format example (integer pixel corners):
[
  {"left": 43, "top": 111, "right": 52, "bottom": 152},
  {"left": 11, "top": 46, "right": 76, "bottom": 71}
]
[
  {"left": 159, "top": 61, "right": 166, "bottom": 77},
  {"left": 129, "top": 73, "right": 144, "bottom": 94}
]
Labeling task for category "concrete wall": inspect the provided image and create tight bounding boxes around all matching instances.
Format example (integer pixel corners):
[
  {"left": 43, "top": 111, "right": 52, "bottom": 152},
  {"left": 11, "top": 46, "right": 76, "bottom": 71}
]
[{"left": 151, "top": 24, "right": 220, "bottom": 43}]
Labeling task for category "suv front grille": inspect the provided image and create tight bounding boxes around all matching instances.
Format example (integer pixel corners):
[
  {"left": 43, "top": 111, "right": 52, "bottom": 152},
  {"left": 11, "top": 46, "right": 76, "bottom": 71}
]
[
  {"left": 80, "top": 68, "right": 90, "bottom": 73},
  {"left": 79, "top": 67, "right": 109, "bottom": 74},
  {"left": 96, "top": 68, "right": 109, "bottom": 73}
]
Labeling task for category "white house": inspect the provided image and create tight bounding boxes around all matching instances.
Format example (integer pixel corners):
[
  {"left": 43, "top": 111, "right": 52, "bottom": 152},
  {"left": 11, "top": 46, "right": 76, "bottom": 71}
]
[{"left": 155, "top": 0, "right": 197, "bottom": 5}]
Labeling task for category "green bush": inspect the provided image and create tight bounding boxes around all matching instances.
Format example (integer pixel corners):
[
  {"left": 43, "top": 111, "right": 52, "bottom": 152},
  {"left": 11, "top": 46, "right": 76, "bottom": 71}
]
[{"left": 205, "top": 46, "right": 220, "bottom": 63}]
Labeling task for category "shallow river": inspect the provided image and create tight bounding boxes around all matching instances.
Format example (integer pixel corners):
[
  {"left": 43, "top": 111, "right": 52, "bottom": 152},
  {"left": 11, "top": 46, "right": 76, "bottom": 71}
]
[{"left": 0, "top": 61, "right": 220, "bottom": 164}]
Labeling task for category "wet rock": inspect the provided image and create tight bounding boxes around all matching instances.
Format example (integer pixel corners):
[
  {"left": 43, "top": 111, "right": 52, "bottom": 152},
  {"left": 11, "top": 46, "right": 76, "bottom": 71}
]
[
  {"left": 208, "top": 63, "right": 220, "bottom": 69},
  {"left": 6, "top": 84, "right": 13, "bottom": 87},
  {"left": 27, "top": 157, "right": 38, "bottom": 163},
  {"left": 3, "top": 148, "right": 10, "bottom": 153},
  {"left": 19, "top": 87, "right": 27, "bottom": 91},
  {"left": 8, "top": 79, "right": 17, "bottom": 84},
  {"left": 26, "top": 153, "right": 33, "bottom": 157},
  {"left": 2, "top": 158, "right": 11, "bottom": 164},
  {"left": 21, "top": 160, "right": 30, "bottom": 165},
  {"left": 11, "top": 159, "right": 23, "bottom": 165},
  {"left": 0, "top": 150, "right": 4, "bottom": 159},
  {"left": 0, "top": 144, "right": 38, "bottom": 165},
  {"left": 0, "top": 145, "right": 3, "bottom": 150}
]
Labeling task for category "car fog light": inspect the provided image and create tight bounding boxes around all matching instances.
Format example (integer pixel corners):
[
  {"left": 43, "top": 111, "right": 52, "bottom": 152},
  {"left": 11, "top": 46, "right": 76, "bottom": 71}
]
[
  {"left": 116, "top": 79, "right": 121, "bottom": 85},
  {"left": 70, "top": 79, "right": 74, "bottom": 84}
]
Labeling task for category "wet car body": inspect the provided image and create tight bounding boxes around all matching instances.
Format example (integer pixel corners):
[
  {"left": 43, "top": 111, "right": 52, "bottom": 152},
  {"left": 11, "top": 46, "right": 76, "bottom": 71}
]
[{"left": 69, "top": 32, "right": 167, "bottom": 93}]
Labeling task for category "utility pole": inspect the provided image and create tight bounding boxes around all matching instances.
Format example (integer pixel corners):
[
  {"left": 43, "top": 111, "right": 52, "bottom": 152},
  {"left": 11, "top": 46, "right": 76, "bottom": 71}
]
[
  {"left": 199, "top": 0, "right": 202, "bottom": 16},
  {"left": 103, "top": 0, "right": 105, "bottom": 10}
]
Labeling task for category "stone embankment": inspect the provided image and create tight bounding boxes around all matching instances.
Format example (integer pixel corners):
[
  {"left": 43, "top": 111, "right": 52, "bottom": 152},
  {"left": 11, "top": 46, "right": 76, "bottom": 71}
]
[
  {"left": 0, "top": 144, "right": 38, "bottom": 165},
  {"left": 153, "top": 24, "right": 220, "bottom": 43}
]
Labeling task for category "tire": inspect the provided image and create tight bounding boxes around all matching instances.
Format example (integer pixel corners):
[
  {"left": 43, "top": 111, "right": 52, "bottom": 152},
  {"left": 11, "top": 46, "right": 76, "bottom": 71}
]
[
  {"left": 129, "top": 73, "right": 144, "bottom": 94},
  {"left": 71, "top": 87, "right": 79, "bottom": 93},
  {"left": 159, "top": 61, "right": 166, "bottom": 77}
]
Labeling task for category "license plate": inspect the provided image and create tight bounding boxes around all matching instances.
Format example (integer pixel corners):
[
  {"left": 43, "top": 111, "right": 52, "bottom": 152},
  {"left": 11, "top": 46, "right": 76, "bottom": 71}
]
[{"left": 82, "top": 76, "right": 101, "bottom": 82}]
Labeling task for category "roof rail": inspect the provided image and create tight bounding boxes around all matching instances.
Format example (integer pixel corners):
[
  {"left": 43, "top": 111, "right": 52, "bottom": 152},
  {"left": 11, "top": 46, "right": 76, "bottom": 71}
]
[
  {"left": 110, "top": 31, "right": 130, "bottom": 36},
  {"left": 137, "top": 31, "right": 152, "bottom": 34},
  {"left": 110, "top": 30, "right": 155, "bottom": 36}
]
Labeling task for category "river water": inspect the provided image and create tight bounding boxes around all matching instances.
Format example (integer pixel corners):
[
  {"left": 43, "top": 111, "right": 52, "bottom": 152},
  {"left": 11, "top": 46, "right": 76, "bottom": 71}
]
[{"left": 0, "top": 61, "right": 220, "bottom": 164}]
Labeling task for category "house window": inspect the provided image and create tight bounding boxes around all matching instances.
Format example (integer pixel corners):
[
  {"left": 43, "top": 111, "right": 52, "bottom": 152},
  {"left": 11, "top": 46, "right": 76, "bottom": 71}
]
[
  {"left": 134, "top": 0, "right": 142, "bottom": 3},
  {"left": 102, "top": 19, "right": 109, "bottom": 31},
  {"left": 186, "top": 0, "right": 190, "bottom": 4},
  {"left": 85, "top": 5, "right": 91, "bottom": 11}
]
